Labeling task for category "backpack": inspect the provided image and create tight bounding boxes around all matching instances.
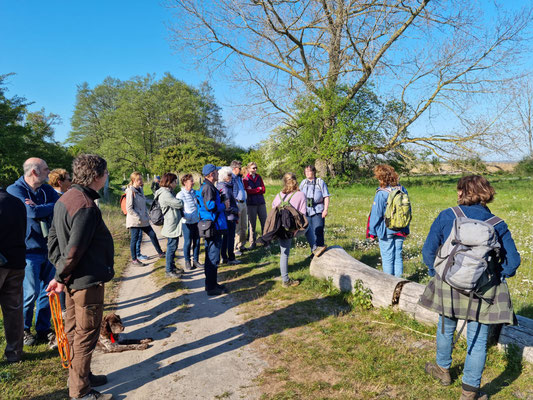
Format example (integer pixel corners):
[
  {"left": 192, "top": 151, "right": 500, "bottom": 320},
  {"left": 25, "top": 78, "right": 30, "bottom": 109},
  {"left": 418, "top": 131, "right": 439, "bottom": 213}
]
[
  {"left": 433, "top": 206, "right": 502, "bottom": 341},
  {"left": 119, "top": 193, "right": 128, "bottom": 215},
  {"left": 380, "top": 186, "right": 411, "bottom": 230},
  {"left": 148, "top": 197, "right": 166, "bottom": 226},
  {"left": 277, "top": 192, "right": 297, "bottom": 232}
]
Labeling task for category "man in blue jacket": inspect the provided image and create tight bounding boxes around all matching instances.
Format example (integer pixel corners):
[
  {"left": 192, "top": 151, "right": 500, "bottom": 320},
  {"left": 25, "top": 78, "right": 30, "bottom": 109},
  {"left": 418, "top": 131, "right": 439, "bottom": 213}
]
[
  {"left": 7, "top": 157, "right": 59, "bottom": 348},
  {"left": 197, "top": 164, "right": 229, "bottom": 296}
]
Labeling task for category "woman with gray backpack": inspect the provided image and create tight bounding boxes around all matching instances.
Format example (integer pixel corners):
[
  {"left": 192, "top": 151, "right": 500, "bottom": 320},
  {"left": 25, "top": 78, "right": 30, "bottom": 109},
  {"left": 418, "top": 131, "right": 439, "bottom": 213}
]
[{"left": 419, "top": 175, "right": 521, "bottom": 400}]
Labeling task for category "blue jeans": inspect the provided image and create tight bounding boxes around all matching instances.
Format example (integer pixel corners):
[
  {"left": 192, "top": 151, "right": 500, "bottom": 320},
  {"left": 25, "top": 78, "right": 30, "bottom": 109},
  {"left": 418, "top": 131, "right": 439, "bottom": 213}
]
[
  {"left": 166, "top": 237, "right": 179, "bottom": 273},
  {"left": 204, "top": 233, "right": 222, "bottom": 291},
  {"left": 182, "top": 223, "right": 200, "bottom": 263},
  {"left": 130, "top": 226, "right": 163, "bottom": 259},
  {"left": 221, "top": 220, "right": 236, "bottom": 262},
  {"left": 279, "top": 238, "right": 292, "bottom": 282},
  {"left": 305, "top": 213, "right": 325, "bottom": 251},
  {"left": 378, "top": 235, "right": 405, "bottom": 277},
  {"left": 436, "top": 315, "right": 489, "bottom": 388},
  {"left": 23, "top": 253, "right": 55, "bottom": 333}
]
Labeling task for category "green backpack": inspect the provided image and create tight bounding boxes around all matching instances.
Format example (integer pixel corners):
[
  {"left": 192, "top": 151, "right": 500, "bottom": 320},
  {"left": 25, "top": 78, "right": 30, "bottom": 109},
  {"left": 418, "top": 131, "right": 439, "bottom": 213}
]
[{"left": 380, "top": 187, "right": 412, "bottom": 230}]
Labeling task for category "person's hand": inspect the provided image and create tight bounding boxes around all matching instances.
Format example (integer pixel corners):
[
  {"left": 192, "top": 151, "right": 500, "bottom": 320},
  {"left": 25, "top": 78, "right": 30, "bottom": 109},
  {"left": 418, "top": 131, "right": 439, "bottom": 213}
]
[
  {"left": 322, "top": 209, "right": 328, "bottom": 218},
  {"left": 46, "top": 279, "right": 65, "bottom": 294},
  {"left": 25, "top": 198, "right": 36, "bottom": 206}
]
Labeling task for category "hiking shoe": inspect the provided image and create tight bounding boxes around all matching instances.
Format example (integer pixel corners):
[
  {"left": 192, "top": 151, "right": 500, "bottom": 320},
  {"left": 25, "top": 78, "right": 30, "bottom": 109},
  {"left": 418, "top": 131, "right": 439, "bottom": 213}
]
[
  {"left": 206, "top": 287, "right": 224, "bottom": 296},
  {"left": 425, "top": 362, "right": 451, "bottom": 386},
  {"left": 137, "top": 254, "right": 149, "bottom": 261},
  {"left": 313, "top": 246, "right": 327, "bottom": 257},
  {"left": 228, "top": 259, "right": 242, "bottom": 265},
  {"left": 70, "top": 389, "right": 113, "bottom": 399},
  {"left": 89, "top": 373, "right": 108, "bottom": 387},
  {"left": 216, "top": 284, "right": 229, "bottom": 293},
  {"left": 248, "top": 243, "right": 256, "bottom": 250},
  {"left": 234, "top": 250, "right": 242, "bottom": 256},
  {"left": 131, "top": 259, "right": 146, "bottom": 266},
  {"left": 282, "top": 279, "right": 300, "bottom": 288},
  {"left": 37, "top": 330, "right": 57, "bottom": 350},
  {"left": 166, "top": 270, "right": 182, "bottom": 279},
  {"left": 23, "top": 329, "right": 36, "bottom": 346},
  {"left": 460, "top": 388, "right": 488, "bottom": 400},
  {"left": 193, "top": 260, "right": 204, "bottom": 269},
  {"left": 158, "top": 252, "right": 166, "bottom": 258},
  {"left": 184, "top": 261, "right": 196, "bottom": 271}
]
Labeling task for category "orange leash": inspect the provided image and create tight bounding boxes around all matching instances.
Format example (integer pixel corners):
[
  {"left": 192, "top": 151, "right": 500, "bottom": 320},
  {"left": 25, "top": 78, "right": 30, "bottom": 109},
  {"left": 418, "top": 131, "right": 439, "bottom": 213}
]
[{"left": 49, "top": 292, "right": 71, "bottom": 368}]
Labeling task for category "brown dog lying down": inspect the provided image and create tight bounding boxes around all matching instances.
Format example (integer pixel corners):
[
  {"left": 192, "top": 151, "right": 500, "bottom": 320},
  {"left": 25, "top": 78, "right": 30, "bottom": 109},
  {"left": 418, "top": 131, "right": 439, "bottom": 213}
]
[{"left": 96, "top": 313, "right": 153, "bottom": 353}]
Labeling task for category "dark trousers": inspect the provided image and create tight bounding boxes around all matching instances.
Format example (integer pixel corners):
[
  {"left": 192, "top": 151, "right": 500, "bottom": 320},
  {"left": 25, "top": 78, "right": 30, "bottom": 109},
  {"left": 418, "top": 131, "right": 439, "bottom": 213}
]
[
  {"left": 65, "top": 284, "right": 105, "bottom": 398},
  {"left": 130, "top": 226, "right": 163, "bottom": 259},
  {"left": 221, "top": 220, "right": 236, "bottom": 262},
  {"left": 0, "top": 268, "right": 24, "bottom": 362},
  {"left": 305, "top": 214, "right": 325, "bottom": 251},
  {"left": 182, "top": 223, "right": 200, "bottom": 263},
  {"left": 204, "top": 233, "right": 222, "bottom": 291}
]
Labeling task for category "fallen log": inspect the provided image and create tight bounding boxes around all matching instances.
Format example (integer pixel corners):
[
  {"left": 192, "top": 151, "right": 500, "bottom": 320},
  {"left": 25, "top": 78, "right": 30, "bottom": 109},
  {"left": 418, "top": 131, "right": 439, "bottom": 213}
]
[{"left": 309, "top": 246, "right": 533, "bottom": 364}]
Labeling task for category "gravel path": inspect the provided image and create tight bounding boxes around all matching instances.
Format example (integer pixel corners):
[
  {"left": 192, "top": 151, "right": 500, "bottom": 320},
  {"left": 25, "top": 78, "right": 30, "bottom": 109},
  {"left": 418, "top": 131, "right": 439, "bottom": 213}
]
[{"left": 91, "top": 229, "right": 266, "bottom": 399}]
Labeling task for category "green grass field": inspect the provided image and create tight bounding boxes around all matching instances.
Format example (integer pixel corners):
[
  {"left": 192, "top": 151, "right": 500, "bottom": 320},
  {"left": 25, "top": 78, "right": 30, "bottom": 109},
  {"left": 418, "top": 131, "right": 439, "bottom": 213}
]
[{"left": 1, "top": 174, "right": 531, "bottom": 399}]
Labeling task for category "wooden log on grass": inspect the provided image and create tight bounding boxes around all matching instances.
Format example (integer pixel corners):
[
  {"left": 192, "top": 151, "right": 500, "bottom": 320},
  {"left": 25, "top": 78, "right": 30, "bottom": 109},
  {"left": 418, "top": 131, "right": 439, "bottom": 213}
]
[{"left": 310, "top": 246, "right": 533, "bottom": 364}]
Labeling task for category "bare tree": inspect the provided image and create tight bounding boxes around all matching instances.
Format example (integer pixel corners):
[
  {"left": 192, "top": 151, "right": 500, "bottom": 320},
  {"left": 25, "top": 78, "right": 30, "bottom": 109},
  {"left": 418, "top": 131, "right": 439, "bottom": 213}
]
[
  {"left": 167, "top": 0, "right": 533, "bottom": 175},
  {"left": 510, "top": 79, "right": 533, "bottom": 157}
]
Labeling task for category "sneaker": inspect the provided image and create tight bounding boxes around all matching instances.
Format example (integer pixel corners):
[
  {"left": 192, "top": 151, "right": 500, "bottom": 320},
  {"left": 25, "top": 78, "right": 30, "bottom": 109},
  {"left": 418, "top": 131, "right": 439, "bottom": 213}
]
[
  {"left": 137, "top": 254, "right": 149, "bottom": 261},
  {"left": 282, "top": 279, "right": 300, "bottom": 288},
  {"left": 248, "top": 243, "right": 257, "bottom": 250},
  {"left": 158, "top": 252, "right": 166, "bottom": 258},
  {"left": 70, "top": 389, "right": 113, "bottom": 399},
  {"left": 193, "top": 260, "right": 204, "bottom": 269},
  {"left": 131, "top": 259, "right": 146, "bottom": 266},
  {"left": 313, "top": 246, "right": 327, "bottom": 257},
  {"left": 166, "top": 270, "right": 182, "bottom": 279},
  {"left": 424, "top": 362, "right": 452, "bottom": 386},
  {"left": 234, "top": 250, "right": 242, "bottom": 256},
  {"left": 228, "top": 259, "right": 242, "bottom": 265},
  {"left": 23, "top": 329, "right": 36, "bottom": 346},
  {"left": 37, "top": 330, "right": 57, "bottom": 350}
]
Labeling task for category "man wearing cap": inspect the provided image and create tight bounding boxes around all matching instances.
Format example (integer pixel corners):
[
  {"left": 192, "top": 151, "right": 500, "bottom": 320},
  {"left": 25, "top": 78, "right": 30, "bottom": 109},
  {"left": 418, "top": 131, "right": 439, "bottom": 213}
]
[{"left": 197, "top": 164, "right": 229, "bottom": 296}]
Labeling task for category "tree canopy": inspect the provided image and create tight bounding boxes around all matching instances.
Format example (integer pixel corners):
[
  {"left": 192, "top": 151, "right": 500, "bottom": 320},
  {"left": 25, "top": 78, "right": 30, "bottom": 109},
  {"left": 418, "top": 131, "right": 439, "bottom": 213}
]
[
  {"left": 69, "top": 73, "right": 236, "bottom": 175},
  {"left": 169, "top": 0, "right": 533, "bottom": 176},
  {"left": 0, "top": 74, "right": 73, "bottom": 188}
]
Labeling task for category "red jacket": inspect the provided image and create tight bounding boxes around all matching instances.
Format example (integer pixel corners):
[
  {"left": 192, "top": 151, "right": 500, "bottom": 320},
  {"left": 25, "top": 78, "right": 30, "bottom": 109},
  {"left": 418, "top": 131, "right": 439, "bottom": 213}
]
[{"left": 243, "top": 173, "right": 266, "bottom": 206}]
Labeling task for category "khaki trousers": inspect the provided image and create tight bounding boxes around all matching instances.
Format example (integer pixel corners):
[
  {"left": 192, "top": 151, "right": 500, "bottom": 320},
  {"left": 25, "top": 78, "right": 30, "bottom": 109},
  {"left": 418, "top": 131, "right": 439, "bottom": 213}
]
[
  {"left": 234, "top": 201, "right": 248, "bottom": 251},
  {"left": 65, "top": 284, "right": 104, "bottom": 398},
  {"left": 0, "top": 268, "right": 24, "bottom": 362}
]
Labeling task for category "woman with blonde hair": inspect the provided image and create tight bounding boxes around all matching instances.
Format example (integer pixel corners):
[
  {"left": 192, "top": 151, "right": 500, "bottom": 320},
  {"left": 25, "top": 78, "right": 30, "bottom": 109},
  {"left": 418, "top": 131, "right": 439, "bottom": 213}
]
[
  {"left": 126, "top": 172, "right": 164, "bottom": 265},
  {"left": 368, "top": 164, "right": 410, "bottom": 277},
  {"left": 49, "top": 168, "right": 71, "bottom": 195},
  {"left": 270, "top": 172, "right": 307, "bottom": 287}
]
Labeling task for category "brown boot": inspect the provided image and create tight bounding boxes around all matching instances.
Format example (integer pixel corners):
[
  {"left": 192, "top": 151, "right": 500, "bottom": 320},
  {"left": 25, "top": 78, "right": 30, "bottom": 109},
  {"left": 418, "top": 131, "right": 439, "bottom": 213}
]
[
  {"left": 425, "top": 361, "right": 452, "bottom": 385},
  {"left": 459, "top": 388, "right": 488, "bottom": 400}
]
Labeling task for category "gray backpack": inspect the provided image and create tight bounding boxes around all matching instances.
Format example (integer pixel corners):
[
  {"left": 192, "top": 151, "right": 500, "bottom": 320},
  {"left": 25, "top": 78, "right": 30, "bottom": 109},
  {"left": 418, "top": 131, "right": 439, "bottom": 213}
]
[
  {"left": 434, "top": 206, "right": 502, "bottom": 293},
  {"left": 434, "top": 206, "right": 502, "bottom": 341}
]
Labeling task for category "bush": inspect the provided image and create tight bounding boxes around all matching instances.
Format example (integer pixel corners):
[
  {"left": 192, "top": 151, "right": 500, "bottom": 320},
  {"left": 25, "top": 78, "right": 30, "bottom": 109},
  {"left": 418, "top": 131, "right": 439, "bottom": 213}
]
[{"left": 515, "top": 156, "right": 533, "bottom": 176}]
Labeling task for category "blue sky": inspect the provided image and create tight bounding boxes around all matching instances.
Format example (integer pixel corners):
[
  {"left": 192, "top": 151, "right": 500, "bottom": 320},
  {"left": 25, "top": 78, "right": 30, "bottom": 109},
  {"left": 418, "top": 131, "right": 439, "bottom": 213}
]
[{"left": 0, "top": 0, "right": 266, "bottom": 147}]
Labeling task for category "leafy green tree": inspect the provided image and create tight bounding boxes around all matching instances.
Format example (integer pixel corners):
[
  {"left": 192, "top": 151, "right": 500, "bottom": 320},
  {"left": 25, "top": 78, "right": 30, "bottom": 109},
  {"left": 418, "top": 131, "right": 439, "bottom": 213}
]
[
  {"left": 69, "top": 73, "right": 227, "bottom": 175},
  {"left": 0, "top": 75, "right": 72, "bottom": 187}
]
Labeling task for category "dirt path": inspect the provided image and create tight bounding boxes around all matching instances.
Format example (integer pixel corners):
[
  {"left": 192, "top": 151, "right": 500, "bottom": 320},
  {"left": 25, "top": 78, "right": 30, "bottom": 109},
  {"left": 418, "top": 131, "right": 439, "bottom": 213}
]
[{"left": 91, "top": 229, "right": 267, "bottom": 399}]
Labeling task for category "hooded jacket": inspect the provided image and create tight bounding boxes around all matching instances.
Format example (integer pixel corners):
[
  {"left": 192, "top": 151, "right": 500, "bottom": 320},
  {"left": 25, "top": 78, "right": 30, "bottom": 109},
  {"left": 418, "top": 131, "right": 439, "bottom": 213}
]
[
  {"left": 154, "top": 187, "right": 184, "bottom": 238},
  {"left": 7, "top": 176, "right": 60, "bottom": 254}
]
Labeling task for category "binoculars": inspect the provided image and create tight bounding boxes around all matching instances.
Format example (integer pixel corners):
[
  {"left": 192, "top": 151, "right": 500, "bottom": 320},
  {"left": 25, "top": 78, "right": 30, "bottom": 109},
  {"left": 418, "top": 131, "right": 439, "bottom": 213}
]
[{"left": 306, "top": 197, "right": 314, "bottom": 208}]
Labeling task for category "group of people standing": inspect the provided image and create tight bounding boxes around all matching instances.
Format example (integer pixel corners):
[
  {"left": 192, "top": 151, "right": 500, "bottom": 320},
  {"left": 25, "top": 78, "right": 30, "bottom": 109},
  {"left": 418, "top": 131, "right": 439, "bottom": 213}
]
[{"left": 0, "top": 154, "right": 523, "bottom": 400}]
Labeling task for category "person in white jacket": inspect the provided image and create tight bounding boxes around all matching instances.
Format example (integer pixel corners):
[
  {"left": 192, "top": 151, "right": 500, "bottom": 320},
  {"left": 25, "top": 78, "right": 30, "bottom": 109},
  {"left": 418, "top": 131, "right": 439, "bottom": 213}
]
[{"left": 154, "top": 173, "right": 184, "bottom": 278}]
